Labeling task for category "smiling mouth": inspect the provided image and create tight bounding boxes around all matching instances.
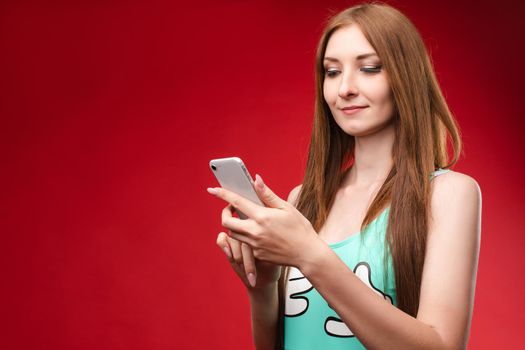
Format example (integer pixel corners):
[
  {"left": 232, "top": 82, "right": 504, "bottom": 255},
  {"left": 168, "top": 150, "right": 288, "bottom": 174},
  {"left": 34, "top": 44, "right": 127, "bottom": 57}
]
[
  {"left": 341, "top": 105, "right": 368, "bottom": 110},
  {"left": 340, "top": 106, "right": 368, "bottom": 115}
]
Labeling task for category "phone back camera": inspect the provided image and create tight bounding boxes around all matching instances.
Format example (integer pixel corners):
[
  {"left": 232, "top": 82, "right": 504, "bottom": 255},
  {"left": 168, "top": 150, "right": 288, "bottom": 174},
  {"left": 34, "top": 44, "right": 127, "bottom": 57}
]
[{"left": 211, "top": 165, "right": 217, "bottom": 171}]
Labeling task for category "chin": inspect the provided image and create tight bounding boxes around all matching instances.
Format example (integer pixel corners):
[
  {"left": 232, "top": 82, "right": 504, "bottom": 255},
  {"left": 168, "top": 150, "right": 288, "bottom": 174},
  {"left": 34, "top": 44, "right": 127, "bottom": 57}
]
[
  {"left": 343, "top": 129, "right": 372, "bottom": 137},
  {"left": 340, "top": 118, "right": 395, "bottom": 137},
  {"left": 339, "top": 124, "right": 386, "bottom": 137}
]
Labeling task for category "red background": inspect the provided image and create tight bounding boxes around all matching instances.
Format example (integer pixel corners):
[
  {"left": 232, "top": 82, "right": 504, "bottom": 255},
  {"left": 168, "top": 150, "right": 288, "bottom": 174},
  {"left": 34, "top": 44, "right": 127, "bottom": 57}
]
[{"left": 1, "top": 0, "right": 524, "bottom": 349}]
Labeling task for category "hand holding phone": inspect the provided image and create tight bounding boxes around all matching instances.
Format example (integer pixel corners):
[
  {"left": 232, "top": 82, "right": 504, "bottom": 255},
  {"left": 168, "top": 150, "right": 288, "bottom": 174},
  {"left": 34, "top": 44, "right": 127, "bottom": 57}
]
[{"left": 209, "top": 157, "right": 282, "bottom": 289}]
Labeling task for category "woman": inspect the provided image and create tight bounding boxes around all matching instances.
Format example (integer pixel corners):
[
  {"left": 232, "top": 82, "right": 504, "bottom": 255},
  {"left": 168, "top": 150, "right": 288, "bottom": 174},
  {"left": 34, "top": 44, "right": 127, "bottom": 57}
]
[{"left": 208, "top": 3, "right": 481, "bottom": 349}]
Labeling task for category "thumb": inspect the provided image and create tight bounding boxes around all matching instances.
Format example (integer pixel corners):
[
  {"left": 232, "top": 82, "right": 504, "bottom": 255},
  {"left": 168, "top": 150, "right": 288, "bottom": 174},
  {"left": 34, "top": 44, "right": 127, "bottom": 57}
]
[{"left": 254, "top": 174, "right": 286, "bottom": 209}]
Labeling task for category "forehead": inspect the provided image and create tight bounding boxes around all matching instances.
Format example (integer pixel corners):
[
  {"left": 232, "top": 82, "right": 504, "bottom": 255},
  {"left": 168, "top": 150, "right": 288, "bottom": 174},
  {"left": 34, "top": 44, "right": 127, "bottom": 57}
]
[{"left": 324, "top": 25, "right": 376, "bottom": 59}]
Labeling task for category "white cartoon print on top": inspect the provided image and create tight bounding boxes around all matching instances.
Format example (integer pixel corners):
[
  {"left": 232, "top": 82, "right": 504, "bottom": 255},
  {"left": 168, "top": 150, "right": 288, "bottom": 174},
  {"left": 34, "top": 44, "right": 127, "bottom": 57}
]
[
  {"left": 285, "top": 262, "right": 394, "bottom": 338},
  {"left": 285, "top": 266, "right": 314, "bottom": 317}
]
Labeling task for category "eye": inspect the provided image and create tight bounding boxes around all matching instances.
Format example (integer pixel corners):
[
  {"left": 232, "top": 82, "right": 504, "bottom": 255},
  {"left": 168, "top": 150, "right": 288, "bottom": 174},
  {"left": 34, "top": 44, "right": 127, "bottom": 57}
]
[
  {"left": 324, "top": 68, "right": 340, "bottom": 78},
  {"left": 324, "top": 65, "right": 382, "bottom": 78},
  {"left": 361, "top": 65, "right": 382, "bottom": 73}
]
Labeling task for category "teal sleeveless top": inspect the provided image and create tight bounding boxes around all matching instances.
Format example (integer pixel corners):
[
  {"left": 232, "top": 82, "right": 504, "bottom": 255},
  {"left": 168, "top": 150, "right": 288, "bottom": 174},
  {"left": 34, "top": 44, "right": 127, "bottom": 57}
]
[{"left": 284, "top": 169, "right": 451, "bottom": 349}]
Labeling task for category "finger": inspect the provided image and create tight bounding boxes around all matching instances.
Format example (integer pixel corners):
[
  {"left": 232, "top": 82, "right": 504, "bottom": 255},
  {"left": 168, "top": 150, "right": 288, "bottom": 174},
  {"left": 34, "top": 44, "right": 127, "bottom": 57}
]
[
  {"left": 221, "top": 204, "right": 255, "bottom": 237},
  {"left": 207, "top": 186, "right": 262, "bottom": 219},
  {"left": 228, "top": 235, "right": 244, "bottom": 266},
  {"left": 222, "top": 235, "right": 252, "bottom": 287},
  {"left": 253, "top": 174, "right": 287, "bottom": 209},
  {"left": 229, "top": 230, "right": 256, "bottom": 246},
  {"left": 241, "top": 243, "right": 257, "bottom": 287},
  {"left": 216, "top": 232, "right": 233, "bottom": 261}
]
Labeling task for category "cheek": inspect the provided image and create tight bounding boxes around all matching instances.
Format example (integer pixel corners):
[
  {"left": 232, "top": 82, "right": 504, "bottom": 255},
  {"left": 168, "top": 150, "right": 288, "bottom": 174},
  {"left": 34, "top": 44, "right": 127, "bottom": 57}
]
[
  {"left": 323, "top": 81, "right": 336, "bottom": 105},
  {"left": 380, "top": 97, "right": 395, "bottom": 123},
  {"left": 370, "top": 82, "right": 393, "bottom": 111},
  {"left": 382, "top": 89, "right": 395, "bottom": 114},
  {"left": 323, "top": 84, "right": 330, "bottom": 103},
  {"left": 360, "top": 82, "right": 394, "bottom": 123}
]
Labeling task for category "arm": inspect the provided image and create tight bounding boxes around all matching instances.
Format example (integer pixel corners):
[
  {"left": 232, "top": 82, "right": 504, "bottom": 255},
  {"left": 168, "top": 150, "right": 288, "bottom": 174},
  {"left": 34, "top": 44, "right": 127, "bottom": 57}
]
[
  {"left": 248, "top": 284, "right": 279, "bottom": 350},
  {"left": 299, "top": 172, "right": 481, "bottom": 349},
  {"left": 248, "top": 184, "right": 303, "bottom": 350}
]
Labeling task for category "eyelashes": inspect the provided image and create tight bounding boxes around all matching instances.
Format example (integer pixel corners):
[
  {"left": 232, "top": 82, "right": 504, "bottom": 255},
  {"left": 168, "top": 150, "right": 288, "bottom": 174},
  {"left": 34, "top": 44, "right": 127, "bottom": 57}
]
[{"left": 324, "top": 65, "right": 382, "bottom": 78}]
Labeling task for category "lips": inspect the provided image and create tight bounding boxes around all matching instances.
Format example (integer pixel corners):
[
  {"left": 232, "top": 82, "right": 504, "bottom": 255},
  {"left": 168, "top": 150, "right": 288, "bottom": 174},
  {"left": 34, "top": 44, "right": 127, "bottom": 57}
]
[
  {"left": 341, "top": 105, "right": 367, "bottom": 110},
  {"left": 340, "top": 105, "right": 368, "bottom": 116}
]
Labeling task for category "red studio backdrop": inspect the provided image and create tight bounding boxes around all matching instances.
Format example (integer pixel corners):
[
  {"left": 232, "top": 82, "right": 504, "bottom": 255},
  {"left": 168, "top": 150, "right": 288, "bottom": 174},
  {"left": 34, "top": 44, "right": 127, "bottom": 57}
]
[{"left": 1, "top": 0, "right": 524, "bottom": 349}]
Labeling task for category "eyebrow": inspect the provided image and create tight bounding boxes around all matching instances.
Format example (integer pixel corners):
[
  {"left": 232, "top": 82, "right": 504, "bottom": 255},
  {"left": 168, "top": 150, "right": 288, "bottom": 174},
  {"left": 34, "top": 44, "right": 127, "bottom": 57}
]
[{"left": 323, "top": 52, "right": 378, "bottom": 62}]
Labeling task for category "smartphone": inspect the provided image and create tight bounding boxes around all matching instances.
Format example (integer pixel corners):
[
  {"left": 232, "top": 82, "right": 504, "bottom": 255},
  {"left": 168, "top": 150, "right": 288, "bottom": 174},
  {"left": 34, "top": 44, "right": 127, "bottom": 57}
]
[{"left": 209, "top": 157, "right": 264, "bottom": 219}]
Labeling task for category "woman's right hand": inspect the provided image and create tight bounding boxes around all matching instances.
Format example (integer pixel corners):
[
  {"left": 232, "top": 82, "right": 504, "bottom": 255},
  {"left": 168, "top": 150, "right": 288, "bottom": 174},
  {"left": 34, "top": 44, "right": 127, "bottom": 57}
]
[{"left": 216, "top": 231, "right": 281, "bottom": 289}]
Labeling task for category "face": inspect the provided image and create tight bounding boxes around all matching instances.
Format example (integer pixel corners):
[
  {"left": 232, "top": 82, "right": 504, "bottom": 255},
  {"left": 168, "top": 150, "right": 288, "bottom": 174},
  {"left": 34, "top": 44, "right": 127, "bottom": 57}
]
[{"left": 323, "top": 25, "right": 395, "bottom": 137}]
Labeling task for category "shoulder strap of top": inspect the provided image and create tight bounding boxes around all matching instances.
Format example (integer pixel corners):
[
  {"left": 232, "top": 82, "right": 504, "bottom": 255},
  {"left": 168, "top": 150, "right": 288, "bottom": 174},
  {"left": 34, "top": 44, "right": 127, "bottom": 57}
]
[{"left": 430, "top": 168, "right": 451, "bottom": 181}]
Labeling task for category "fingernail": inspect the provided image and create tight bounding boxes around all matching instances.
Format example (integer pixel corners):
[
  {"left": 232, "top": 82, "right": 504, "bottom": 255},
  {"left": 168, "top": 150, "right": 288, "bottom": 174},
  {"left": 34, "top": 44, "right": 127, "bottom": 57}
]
[
  {"left": 247, "top": 273, "right": 256, "bottom": 287},
  {"left": 223, "top": 246, "right": 232, "bottom": 259},
  {"left": 255, "top": 174, "right": 264, "bottom": 189},
  {"left": 207, "top": 187, "right": 218, "bottom": 195}
]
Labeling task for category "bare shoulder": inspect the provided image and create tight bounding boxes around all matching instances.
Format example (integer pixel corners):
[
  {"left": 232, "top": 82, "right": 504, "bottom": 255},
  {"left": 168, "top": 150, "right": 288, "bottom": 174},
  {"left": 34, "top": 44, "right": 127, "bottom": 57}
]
[
  {"left": 430, "top": 170, "right": 482, "bottom": 217},
  {"left": 287, "top": 184, "right": 303, "bottom": 207},
  {"left": 430, "top": 171, "right": 481, "bottom": 240}
]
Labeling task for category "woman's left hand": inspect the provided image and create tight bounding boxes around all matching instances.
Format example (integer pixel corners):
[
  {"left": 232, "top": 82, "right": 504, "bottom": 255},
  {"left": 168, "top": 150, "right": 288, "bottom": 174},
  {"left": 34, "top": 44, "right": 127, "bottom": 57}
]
[{"left": 207, "top": 174, "right": 323, "bottom": 269}]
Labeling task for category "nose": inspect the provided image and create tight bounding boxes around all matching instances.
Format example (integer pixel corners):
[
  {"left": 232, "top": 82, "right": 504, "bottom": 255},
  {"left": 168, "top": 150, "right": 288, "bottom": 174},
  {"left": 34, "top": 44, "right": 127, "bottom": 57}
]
[{"left": 338, "top": 71, "right": 358, "bottom": 98}]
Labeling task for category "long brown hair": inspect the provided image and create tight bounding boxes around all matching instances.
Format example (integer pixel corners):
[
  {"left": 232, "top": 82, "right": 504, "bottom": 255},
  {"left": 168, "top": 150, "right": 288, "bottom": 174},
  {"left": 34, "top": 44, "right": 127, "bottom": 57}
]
[{"left": 275, "top": 2, "right": 461, "bottom": 348}]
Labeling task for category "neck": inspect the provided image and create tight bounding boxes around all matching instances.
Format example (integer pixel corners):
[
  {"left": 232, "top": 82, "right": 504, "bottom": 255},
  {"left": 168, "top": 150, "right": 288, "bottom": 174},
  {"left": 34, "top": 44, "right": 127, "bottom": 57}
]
[{"left": 342, "top": 122, "right": 395, "bottom": 189}]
